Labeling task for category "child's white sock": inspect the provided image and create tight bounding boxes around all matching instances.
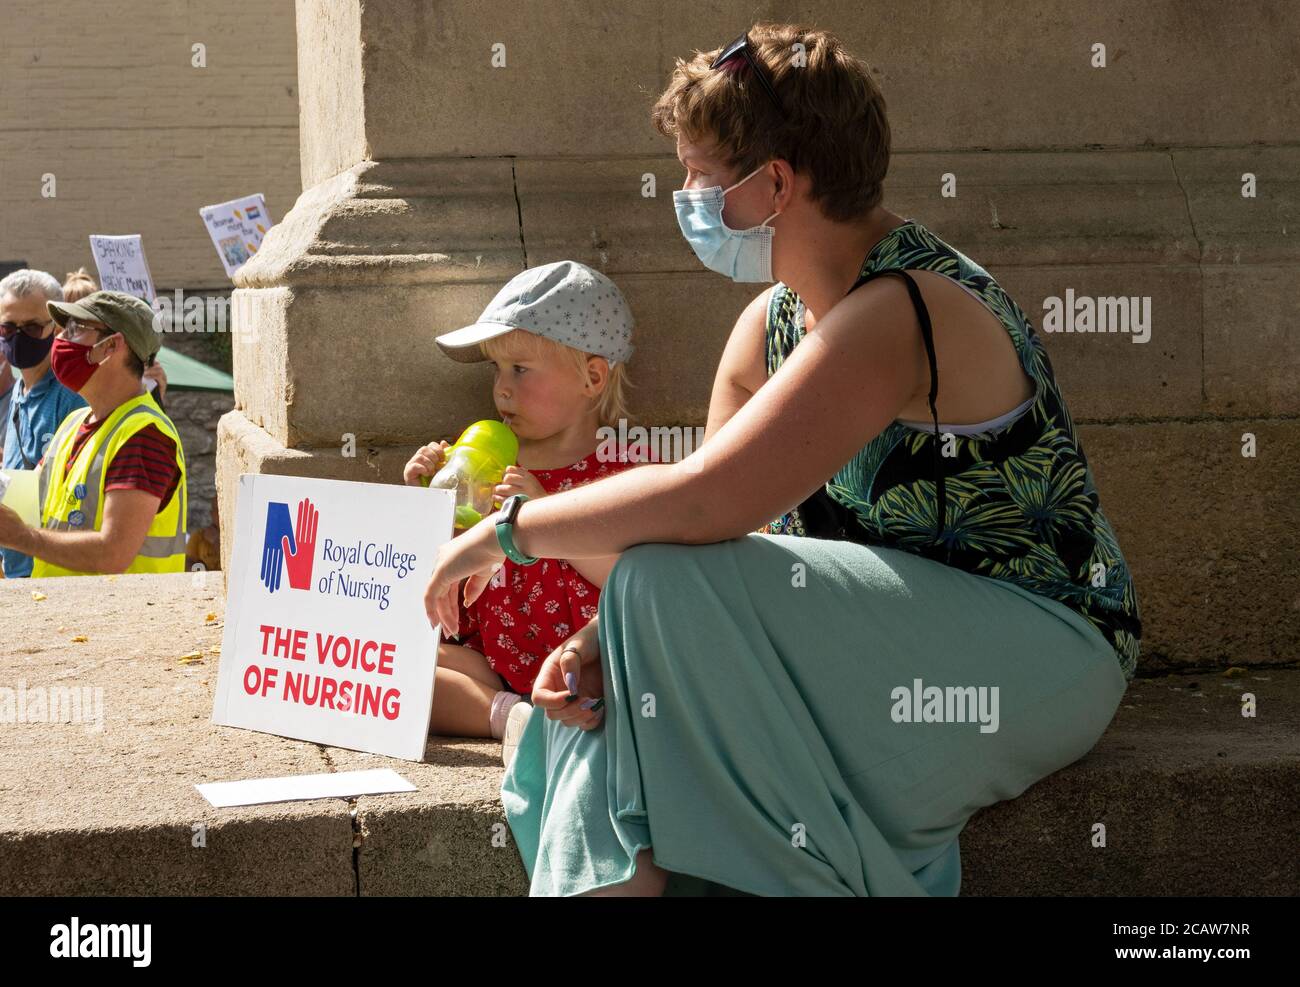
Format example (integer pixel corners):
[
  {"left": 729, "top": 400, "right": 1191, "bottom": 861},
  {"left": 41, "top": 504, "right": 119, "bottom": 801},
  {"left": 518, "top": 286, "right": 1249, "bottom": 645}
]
[{"left": 489, "top": 691, "right": 524, "bottom": 740}]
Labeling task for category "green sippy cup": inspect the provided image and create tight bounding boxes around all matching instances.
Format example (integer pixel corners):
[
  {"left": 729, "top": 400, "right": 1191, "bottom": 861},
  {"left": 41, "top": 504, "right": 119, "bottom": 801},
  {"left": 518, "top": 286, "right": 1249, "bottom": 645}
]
[{"left": 422, "top": 420, "right": 520, "bottom": 529}]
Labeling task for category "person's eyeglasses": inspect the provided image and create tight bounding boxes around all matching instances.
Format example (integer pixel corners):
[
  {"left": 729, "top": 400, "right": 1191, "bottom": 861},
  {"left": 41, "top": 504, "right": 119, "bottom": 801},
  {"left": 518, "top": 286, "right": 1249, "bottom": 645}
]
[
  {"left": 59, "top": 317, "right": 109, "bottom": 343},
  {"left": 711, "top": 32, "right": 784, "bottom": 116},
  {"left": 0, "top": 319, "right": 53, "bottom": 339}
]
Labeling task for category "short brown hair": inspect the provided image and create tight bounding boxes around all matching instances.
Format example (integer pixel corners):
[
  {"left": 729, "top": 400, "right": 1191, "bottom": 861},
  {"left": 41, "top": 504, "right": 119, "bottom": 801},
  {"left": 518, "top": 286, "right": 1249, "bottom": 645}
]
[
  {"left": 96, "top": 327, "right": 146, "bottom": 378},
  {"left": 651, "top": 22, "right": 891, "bottom": 222}
]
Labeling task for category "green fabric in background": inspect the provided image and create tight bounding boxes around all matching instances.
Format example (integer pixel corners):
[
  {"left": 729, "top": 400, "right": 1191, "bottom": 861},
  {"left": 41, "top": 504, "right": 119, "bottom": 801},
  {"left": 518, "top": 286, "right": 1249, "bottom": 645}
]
[{"left": 154, "top": 345, "right": 233, "bottom": 392}]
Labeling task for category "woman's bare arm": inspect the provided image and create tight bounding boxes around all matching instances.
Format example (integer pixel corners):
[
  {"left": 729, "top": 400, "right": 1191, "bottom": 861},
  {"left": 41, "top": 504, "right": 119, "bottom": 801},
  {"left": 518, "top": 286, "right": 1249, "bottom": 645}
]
[
  {"left": 704, "top": 287, "right": 773, "bottom": 442},
  {"left": 562, "top": 289, "right": 775, "bottom": 587},
  {"left": 504, "top": 276, "right": 929, "bottom": 559},
  {"left": 566, "top": 554, "right": 619, "bottom": 588}
]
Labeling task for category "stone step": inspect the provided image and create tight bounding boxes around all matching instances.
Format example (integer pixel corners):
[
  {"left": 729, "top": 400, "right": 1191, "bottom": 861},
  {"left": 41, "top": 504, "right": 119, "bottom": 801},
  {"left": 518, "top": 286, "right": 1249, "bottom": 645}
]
[
  {"left": 1, "top": 574, "right": 1294, "bottom": 895},
  {"left": 961, "top": 668, "right": 1299, "bottom": 895}
]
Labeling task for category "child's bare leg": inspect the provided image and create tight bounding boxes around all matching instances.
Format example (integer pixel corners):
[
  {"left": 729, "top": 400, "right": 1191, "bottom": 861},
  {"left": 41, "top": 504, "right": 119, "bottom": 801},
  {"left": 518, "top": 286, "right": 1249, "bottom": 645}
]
[
  {"left": 441, "top": 641, "right": 505, "bottom": 687},
  {"left": 579, "top": 849, "right": 667, "bottom": 897},
  {"left": 429, "top": 642, "right": 505, "bottom": 738}
]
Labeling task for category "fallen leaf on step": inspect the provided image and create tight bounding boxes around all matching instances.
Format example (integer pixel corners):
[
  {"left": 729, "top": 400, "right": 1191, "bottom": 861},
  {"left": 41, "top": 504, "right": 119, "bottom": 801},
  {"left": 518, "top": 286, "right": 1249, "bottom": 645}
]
[
  {"left": 31, "top": 591, "right": 46, "bottom": 601},
  {"left": 70, "top": 635, "right": 89, "bottom": 643}
]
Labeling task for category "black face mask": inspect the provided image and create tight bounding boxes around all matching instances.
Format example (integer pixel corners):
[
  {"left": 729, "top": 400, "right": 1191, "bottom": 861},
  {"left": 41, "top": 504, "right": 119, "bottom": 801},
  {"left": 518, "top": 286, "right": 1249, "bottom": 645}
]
[{"left": 0, "top": 329, "right": 54, "bottom": 369}]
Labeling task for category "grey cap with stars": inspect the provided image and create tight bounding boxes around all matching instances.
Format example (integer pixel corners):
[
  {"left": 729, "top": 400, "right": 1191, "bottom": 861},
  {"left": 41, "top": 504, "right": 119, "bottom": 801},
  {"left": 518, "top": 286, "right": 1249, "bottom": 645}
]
[{"left": 435, "top": 260, "right": 635, "bottom": 366}]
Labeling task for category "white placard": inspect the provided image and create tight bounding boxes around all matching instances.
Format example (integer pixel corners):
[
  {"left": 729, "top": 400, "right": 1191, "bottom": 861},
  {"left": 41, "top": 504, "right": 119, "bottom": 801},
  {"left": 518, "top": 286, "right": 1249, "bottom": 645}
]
[
  {"left": 212, "top": 474, "right": 453, "bottom": 762},
  {"left": 87, "top": 234, "right": 155, "bottom": 302},
  {"left": 199, "top": 193, "right": 274, "bottom": 278},
  {"left": 196, "top": 768, "right": 416, "bottom": 808}
]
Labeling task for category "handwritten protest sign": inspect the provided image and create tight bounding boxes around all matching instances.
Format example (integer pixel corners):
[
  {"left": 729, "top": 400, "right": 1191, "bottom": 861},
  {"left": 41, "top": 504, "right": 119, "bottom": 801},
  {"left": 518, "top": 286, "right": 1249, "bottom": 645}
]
[
  {"left": 212, "top": 474, "right": 453, "bottom": 761},
  {"left": 88, "top": 234, "right": 155, "bottom": 301},
  {"left": 199, "top": 193, "right": 274, "bottom": 278}
]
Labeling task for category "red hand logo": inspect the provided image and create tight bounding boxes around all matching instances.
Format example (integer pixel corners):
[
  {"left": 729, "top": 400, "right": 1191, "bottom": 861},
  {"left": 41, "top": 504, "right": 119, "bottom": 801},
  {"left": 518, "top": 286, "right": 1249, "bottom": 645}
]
[{"left": 282, "top": 497, "right": 318, "bottom": 591}]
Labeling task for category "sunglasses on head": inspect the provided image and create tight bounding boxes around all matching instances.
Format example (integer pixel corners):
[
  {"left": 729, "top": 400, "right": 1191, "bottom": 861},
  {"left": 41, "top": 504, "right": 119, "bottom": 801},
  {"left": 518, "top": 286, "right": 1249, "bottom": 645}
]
[
  {"left": 711, "top": 32, "right": 784, "bottom": 116},
  {"left": 0, "top": 318, "right": 53, "bottom": 339}
]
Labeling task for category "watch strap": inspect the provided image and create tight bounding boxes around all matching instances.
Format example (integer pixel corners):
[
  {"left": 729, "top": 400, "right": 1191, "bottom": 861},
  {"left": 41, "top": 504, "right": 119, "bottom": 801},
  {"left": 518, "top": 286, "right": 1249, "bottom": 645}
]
[{"left": 496, "top": 494, "right": 539, "bottom": 565}]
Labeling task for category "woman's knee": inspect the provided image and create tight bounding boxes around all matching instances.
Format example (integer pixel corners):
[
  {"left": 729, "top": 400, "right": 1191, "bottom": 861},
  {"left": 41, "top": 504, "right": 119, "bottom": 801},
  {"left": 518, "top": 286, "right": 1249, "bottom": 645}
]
[
  {"left": 607, "top": 541, "right": 721, "bottom": 599},
  {"left": 609, "top": 542, "right": 682, "bottom": 583}
]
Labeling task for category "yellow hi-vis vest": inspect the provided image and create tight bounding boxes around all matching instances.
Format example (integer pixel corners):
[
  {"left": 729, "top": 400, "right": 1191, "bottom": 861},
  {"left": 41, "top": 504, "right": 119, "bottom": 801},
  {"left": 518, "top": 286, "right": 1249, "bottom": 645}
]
[{"left": 32, "top": 392, "right": 188, "bottom": 577}]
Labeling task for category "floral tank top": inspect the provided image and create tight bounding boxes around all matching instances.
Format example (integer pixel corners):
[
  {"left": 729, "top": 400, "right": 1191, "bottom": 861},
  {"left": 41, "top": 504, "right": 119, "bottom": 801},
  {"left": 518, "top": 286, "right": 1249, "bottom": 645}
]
[{"left": 761, "top": 219, "right": 1142, "bottom": 680}]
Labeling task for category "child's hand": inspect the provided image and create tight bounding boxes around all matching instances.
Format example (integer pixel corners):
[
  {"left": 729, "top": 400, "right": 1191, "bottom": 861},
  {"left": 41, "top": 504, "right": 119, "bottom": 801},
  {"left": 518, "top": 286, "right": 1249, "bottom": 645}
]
[
  {"left": 495, "top": 465, "right": 546, "bottom": 502},
  {"left": 404, "top": 439, "right": 451, "bottom": 486}
]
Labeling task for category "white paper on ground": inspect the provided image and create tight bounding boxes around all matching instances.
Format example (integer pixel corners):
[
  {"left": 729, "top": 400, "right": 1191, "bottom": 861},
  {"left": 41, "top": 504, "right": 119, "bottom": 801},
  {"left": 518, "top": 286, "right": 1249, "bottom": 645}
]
[{"left": 196, "top": 768, "right": 416, "bottom": 808}]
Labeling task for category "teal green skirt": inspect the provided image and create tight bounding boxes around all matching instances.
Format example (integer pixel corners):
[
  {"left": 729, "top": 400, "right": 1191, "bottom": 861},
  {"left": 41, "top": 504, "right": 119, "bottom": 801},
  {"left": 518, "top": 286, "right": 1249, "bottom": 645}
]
[{"left": 500, "top": 533, "right": 1128, "bottom": 896}]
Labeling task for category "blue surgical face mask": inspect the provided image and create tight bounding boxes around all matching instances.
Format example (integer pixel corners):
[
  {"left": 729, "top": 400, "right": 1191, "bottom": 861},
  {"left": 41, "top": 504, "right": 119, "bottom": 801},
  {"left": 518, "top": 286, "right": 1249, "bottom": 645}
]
[{"left": 673, "top": 163, "right": 781, "bottom": 283}]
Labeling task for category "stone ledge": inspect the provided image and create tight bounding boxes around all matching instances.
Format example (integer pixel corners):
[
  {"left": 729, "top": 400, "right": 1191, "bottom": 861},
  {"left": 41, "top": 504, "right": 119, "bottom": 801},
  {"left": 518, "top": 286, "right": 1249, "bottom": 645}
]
[
  {"left": 1, "top": 574, "right": 1294, "bottom": 896},
  {"left": 961, "top": 670, "right": 1300, "bottom": 896},
  {"left": 299, "top": 2, "right": 1300, "bottom": 165},
  {"left": 246, "top": 150, "right": 1300, "bottom": 286},
  {"left": 224, "top": 147, "right": 1299, "bottom": 449}
]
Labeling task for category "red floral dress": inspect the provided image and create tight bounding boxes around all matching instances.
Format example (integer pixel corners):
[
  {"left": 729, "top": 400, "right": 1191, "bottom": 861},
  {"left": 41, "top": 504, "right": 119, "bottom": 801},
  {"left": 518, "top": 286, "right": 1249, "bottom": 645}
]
[{"left": 448, "top": 445, "right": 646, "bottom": 694}]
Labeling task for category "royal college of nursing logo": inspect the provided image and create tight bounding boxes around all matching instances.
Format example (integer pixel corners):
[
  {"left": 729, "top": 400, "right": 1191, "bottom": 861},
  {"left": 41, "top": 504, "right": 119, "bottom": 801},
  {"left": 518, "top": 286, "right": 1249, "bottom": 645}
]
[{"left": 260, "top": 498, "right": 319, "bottom": 592}]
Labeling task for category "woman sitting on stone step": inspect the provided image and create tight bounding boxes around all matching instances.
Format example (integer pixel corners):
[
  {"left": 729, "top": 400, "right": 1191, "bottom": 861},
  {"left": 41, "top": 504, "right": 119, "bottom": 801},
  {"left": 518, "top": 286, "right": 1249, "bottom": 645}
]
[{"left": 423, "top": 19, "right": 1141, "bottom": 897}]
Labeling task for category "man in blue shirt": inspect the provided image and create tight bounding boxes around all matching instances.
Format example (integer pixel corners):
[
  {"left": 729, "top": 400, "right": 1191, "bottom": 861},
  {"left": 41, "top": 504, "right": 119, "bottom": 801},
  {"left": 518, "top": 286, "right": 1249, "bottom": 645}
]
[{"left": 0, "top": 269, "right": 87, "bottom": 577}]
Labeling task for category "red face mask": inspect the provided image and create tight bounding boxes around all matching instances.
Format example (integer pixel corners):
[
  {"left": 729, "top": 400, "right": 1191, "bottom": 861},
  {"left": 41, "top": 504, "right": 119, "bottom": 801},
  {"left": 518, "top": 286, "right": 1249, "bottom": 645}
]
[{"left": 50, "top": 336, "right": 109, "bottom": 393}]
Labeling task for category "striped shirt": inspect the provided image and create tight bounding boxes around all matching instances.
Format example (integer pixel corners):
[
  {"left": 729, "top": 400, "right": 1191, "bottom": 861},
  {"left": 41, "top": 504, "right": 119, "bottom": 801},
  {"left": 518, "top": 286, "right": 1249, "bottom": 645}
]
[{"left": 60, "top": 420, "right": 181, "bottom": 511}]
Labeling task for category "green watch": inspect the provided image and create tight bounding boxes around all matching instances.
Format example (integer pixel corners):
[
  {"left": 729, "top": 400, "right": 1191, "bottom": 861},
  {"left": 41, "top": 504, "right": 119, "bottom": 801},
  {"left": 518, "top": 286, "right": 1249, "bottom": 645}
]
[{"left": 495, "top": 494, "right": 539, "bottom": 565}]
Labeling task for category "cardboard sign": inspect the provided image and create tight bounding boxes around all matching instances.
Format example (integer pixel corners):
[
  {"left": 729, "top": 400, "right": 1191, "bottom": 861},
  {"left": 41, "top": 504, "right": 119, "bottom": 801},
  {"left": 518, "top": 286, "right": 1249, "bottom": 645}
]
[
  {"left": 88, "top": 234, "right": 155, "bottom": 302},
  {"left": 199, "top": 193, "right": 274, "bottom": 278},
  {"left": 0, "top": 469, "right": 40, "bottom": 526},
  {"left": 213, "top": 474, "right": 453, "bottom": 761}
]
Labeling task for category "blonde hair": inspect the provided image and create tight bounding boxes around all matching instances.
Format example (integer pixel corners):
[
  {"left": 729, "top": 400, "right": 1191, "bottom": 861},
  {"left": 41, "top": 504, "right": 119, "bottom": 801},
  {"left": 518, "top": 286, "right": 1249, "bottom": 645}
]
[
  {"left": 480, "top": 330, "right": 634, "bottom": 430},
  {"left": 62, "top": 267, "right": 98, "bottom": 303},
  {"left": 651, "top": 21, "right": 891, "bottom": 222}
]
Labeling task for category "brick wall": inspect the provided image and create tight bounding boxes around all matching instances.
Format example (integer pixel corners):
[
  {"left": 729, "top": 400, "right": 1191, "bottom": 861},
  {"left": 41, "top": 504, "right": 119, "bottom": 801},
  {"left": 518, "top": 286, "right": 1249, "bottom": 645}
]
[
  {"left": 1, "top": 2, "right": 299, "bottom": 544},
  {"left": 0, "top": 0, "right": 301, "bottom": 289}
]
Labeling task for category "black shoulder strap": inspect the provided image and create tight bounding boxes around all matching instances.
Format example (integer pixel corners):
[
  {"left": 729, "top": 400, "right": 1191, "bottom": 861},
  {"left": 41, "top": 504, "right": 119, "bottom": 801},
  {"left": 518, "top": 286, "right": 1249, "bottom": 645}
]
[
  {"left": 846, "top": 269, "right": 946, "bottom": 543},
  {"left": 12, "top": 400, "right": 35, "bottom": 469}
]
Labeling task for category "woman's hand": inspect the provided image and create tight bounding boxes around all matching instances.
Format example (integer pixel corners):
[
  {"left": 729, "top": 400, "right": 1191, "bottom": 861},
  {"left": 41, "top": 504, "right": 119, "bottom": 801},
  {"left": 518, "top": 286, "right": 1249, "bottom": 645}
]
[
  {"left": 424, "top": 516, "right": 507, "bottom": 635},
  {"left": 532, "top": 617, "right": 605, "bottom": 731},
  {"left": 404, "top": 439, "right": 451, "bottom": 486},
  {"left": 495, "top": 465, "right": 546, "bottom": 502}
]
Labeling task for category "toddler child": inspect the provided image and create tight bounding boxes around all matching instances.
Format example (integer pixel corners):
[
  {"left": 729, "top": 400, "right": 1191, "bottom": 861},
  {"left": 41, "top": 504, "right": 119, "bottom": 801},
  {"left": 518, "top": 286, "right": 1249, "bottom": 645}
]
[{"left": 404, "top": 260, "right": 647, "bottom": 764}]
